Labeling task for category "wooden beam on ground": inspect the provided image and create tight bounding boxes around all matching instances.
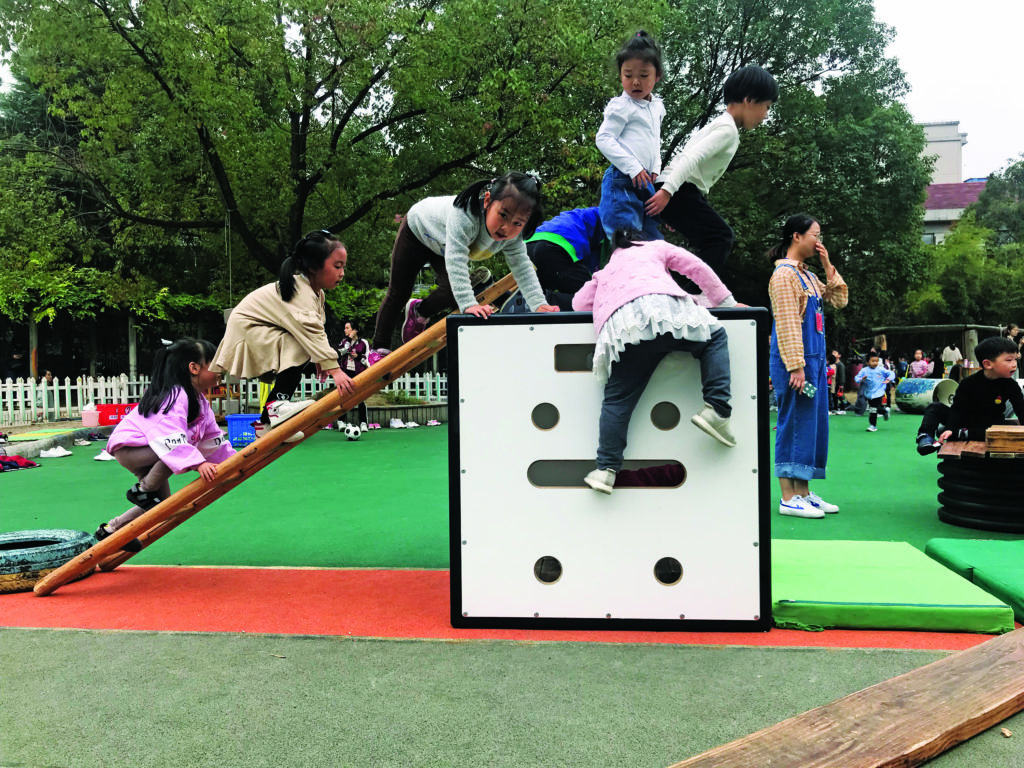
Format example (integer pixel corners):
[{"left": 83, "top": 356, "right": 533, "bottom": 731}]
[
  {"left": 667, "top": 627, "right": 1024, "bottom": 768},
  {"left": 34, "top": 274, "right": 517, "bottom": 596}
]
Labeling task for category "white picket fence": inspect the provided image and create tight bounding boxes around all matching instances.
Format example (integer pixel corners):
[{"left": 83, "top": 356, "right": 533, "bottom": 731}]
[{"left": 0, "top": 372, "right": 448, "bottom": 427}]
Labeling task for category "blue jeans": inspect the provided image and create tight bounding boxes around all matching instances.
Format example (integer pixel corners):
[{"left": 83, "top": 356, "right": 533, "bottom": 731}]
[
  {"left": 770, "top": 355, "right": 829, "bottom": 480},
  {"left": 599, "top": 166, "right": 664, "bottom": 242},
  {"left": 596, "top": 326, "right": 731, "bottom": 471}
]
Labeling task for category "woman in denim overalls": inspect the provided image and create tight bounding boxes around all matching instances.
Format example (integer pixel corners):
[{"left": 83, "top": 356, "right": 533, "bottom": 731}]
[{"left": 767, "top": 215, "right": 848, "bottom": 518}]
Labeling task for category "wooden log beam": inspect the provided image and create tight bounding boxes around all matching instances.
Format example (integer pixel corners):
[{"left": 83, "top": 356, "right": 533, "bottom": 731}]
[
  {"left": 34, "top": 274, "right": 517, "bottom": 595},
  {"left": 668, "top": 627, "right": 1024, "bottom": 768}
]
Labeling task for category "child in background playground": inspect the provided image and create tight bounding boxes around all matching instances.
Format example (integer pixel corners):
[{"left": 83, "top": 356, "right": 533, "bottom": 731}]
[
  {"left": 212, "top": 230, "right": 355, "bottom": 439},
  {"left": 646, "top": 65, "right": 778, "bottom": 277},
  {"left": 595, "top": 31, "right": 665, "bottom": 242},
  {"left": 915, "top": 336, "right": 1024, "bottom": 455},
  {"left": 855, "top": 351, "right": 895, "bottom": 432},
  {"left": 371, "top": 172, "right": 558, "bottom": 357},
  {"left": 336, "top": 320, "right": 370, "bottom": 430},
  {"left": 95, "top": 338, "right": 235, "bottom": 551},
  {"left": 573, "top": 230, "right": 738, "bottom": 495},
  {"left": 908, "top": 348, "right": 932, "bottom": 378}
]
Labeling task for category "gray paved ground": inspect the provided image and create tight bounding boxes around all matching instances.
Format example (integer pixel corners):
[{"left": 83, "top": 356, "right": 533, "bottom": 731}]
[{"left": 3, "top": 628, "right": 1024, "bottom": 768}]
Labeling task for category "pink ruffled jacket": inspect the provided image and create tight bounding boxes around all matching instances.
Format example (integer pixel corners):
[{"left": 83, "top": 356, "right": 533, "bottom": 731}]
[
  {"left": 571, "top": 240, "right": 735, "bottom": 333},
  {"left": 107, "top": 387, "right": 235, "bottom": 474}
]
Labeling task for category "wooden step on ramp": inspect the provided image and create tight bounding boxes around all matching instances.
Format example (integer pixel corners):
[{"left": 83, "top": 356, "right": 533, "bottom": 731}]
[{"left": 667, "top": 626, "right": 1024, "bottom": 767}]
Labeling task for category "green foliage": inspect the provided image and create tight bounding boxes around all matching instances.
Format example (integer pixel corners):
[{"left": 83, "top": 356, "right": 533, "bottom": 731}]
[
  {"left": 971, "top": 157, "right": 1024, "bottom": 245},
  {"left": 377, "top": 389, "right": 424, "bottom": 406},
  {"left": 0, "top": 0, "right": 938, "bottom": 358},
  {"left": 904, "top": 212, "right": 1024, "bottom": 326}
]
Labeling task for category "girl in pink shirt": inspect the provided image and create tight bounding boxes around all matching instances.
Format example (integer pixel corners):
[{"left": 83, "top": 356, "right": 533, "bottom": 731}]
[
  {"left": 95, "top": 338, "right": 236, "bottom": 550},
  {"left": 572, "top": 230, "right": 738, "bottom": 494}
]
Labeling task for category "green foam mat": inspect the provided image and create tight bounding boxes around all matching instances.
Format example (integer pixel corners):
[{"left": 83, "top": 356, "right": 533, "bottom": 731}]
[
  {"left": 772, "top": 540, "right": 1014, "bottom": 634},
  {"left": 7, "top": 429, "right": 76, "bottom": 441},
  {"left": 925, "top": 538, "right": 1024, "bottom": 624}
]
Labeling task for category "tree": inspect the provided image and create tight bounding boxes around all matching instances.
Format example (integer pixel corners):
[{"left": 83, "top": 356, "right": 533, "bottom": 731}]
[
  {"left": 0, "top": 0, "right": 657, "bottom": 278},
  {"left": 971, "top": 157, "right": 1024, "bottom": 245}
]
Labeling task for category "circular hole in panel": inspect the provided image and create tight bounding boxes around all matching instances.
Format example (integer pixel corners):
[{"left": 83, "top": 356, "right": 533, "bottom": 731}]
[
  {"left": 654, "top": 557, "right": 683, "bottom": 586},
  {"left": 534, "top": 556, "right": 563, "bottom": 584},
  {"left": 650, "top": 401, "right": 681, "bottom": 430},
  {"left": 531, "top": 402, "right": 560, "bottom": 430}
]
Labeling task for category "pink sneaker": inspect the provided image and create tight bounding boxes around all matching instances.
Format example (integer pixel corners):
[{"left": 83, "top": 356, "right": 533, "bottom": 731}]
[
  {"left": 426, "top": 419, "right": 441, "bottom": 426},
  {"left": 401, "top": 299, "right": 429, "bottom": 343},
  {"left": 368, "top": 348, "right": 390, "bottom": 366}
]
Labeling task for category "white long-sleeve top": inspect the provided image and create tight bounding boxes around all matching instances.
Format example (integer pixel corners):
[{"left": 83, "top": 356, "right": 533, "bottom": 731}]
[
  {"left": 595, "top": 92, "right": 665, "bottom": 179},
  {"left": 658, "top": 112, "right": 739, "bottom": 197},
  {"left": 406, "top": 196, "right": 547, "bottom": 313}
]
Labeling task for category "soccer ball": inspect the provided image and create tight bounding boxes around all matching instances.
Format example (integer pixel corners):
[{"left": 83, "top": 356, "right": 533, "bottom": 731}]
[{"left": 343, "top": 424, "right": 362, "bottom": 441}]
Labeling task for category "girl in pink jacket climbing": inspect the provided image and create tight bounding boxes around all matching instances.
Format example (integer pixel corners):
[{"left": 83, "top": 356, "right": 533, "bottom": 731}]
[
  {"left": 94, "top": 338, "right": 236, "bottom": 550},
  {"left": 573, "top": 230, "right": 738, "bottom": 494}
]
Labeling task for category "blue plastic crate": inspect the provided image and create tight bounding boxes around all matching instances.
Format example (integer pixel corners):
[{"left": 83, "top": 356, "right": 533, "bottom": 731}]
[{"left": 226, "top": 413, "right": 260, "bottom": 447}]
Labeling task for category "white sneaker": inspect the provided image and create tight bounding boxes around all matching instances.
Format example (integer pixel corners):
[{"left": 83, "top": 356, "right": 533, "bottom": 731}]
[
  {"left": 584, "top": 468, "right": 617, "bottom": 494},
  {"left": 405, "top": 421, "right": 420, "bottom": 428},
  {"left": 866, "top": 425, "right": 878, "bottom": 432},
  {"left": 255, "top": 420, "right": 303, "bottom": 443},
  {"left": 267, "top": 399, "right": 315, "bottom": 425},
  {"left": 359, "top": 422, "right": 368, "bottom": 432},
  {"left": 390, "top": 418, "right": 406, "bottom": 429},
  {"left": 778, "top": 495, "right": 824, "bottom": 519},
  {"left": 94, "top": 449, "right": 116, "bottom": 461},
  {"left": 804, "top": 492, "right": 839, "bottom": 514},
  {"left": 690, "top": 404, "right": 736, "bottom": 447},
  {"left": 40, "top": 446, "right": 73, "bottom": 458}
]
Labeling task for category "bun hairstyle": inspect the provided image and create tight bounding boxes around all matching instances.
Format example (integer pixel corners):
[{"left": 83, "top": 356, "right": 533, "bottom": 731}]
[
  {"left": 453, "top": 171, "right": 545, "bottom": 239},
  {"left": 279, "top": 230, "right": 344, "bottom": 302},
  {"left": 766, "top": 213, "right": 819, "bottom": 264},
  {"left": 611, "top": 228, "right": 646, "bottom": 251},
  {"left": 616, "top": 30, "right": 663, "bottom": 76},
  {"left": 139, "top": 337, "right": 218, "bottom": 423}
]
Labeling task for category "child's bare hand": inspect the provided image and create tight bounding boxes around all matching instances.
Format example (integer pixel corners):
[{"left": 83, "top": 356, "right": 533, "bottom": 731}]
[
  {"left": 789, "top": 370, "right": 806, "bottom": 392},
  {"left": 939, "top": 430, "right": 952, "bottom": 443},
  {"left": 632, "top": 169, "right": 654, "bottom": 189},
  {"left": 198, "top": 462, "right": 218, "bottom": 483},
  {"left": 536, "top": 304, "right": 560, "bottom": 313},
  {"left": 331, "top": 369, "right": 355, "bottom": 395},
  {"left": 465, "top": 304, "right": 495, "bottom": 319},
  {"left": 645, "top": 189, "right": 671, "bottom": 216}
]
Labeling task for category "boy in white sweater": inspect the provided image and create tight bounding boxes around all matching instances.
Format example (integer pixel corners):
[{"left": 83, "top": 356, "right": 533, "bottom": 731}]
[{"left": 645, "top": 65, "right": 777, "bottom": 278}]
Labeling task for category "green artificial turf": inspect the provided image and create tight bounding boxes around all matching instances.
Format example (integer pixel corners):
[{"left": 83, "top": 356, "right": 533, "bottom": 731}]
[
  {"left": 2, "top": 410, "right": 1019, "bottom": 569},
  {"left": 3, "top": 427, "right": 450, "bottom": 569}
]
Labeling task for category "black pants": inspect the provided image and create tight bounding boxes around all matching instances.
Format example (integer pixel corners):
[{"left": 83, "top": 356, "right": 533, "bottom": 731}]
[
  {"left": 918, "top": 402, "right": 1005, "bottom": 442},
  {"left": 261, "top": 363, "right": 314, "bottom": 423},
  {"left": 527, "top": 240, "right": 594, "bottom": 311},
  {"left": 340, "top": 401, "right": 369, "bottom": 426},
  {"left": 657, "top": 182, "right": 735, "bottom": 290},
  {"left": 868, "top": 396, "right": 885, "bottom": 427}
]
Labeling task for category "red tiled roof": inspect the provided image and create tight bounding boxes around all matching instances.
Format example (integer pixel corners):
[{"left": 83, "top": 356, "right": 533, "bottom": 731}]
[{"left": 925, "top": 181, "right": 986, "bottom": 210}]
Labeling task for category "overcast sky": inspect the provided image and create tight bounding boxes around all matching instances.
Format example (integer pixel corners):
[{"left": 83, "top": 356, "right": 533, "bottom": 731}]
[{"left": 873, "top": 0, "right": 1022, "bottom": 180}]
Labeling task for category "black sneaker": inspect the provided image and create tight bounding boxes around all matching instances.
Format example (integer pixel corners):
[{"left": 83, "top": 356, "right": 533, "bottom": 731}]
[
  {"left": 126, "top": 482, "right": 164, "bottom": 511},
  {"left": 916, "top": 434, "right": 941, "bottom": 456},
  {"left": 94, "top": 523, "right": 143, "bottom": 553}
]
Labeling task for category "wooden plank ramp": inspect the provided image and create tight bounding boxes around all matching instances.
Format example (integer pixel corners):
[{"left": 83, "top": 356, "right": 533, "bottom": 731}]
[
  {"left": 667, "top": 627, "right": 1024, "bottom": 768},
  {"left": 34, "top": 274, "right": 517, "bottom": 596}
]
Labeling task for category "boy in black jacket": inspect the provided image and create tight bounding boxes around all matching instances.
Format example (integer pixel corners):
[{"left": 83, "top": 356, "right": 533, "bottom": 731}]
[{"left": 917, "top": 336, "right": 1024, "bottom": 455}]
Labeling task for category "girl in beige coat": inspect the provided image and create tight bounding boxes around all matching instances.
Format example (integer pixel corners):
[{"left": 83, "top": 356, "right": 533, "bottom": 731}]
[{"left": 212, "top": 231, "right": 355, "bottom": 435}]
